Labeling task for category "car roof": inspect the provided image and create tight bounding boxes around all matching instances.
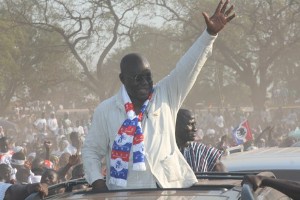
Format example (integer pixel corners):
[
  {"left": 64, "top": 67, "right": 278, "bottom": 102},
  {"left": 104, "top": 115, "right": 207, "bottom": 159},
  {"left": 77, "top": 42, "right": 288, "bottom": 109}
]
[
  {"left": 44, "top": 176, "right": 246, "bottom": 200},
  {"left": 222, "top": 147, "right": 300, "bottom": 181}
]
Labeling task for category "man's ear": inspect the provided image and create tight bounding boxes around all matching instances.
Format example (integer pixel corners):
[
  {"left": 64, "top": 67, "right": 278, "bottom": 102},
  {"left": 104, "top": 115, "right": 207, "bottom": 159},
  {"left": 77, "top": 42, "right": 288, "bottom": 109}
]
[{"left": 119, "top": 73, "right": 125, "bottom": 84}]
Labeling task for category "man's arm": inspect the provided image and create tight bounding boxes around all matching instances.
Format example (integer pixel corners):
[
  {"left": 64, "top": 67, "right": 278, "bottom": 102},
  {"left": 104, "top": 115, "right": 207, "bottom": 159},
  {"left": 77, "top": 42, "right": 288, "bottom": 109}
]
[
  {"left": 5, "top": 183, "right": 48, "bottom": 200},
  {"left": 81, "top": 105, "right": 109, "bottom": 191},
  {"left": 57, "top": 154, "right": 80, "bottom": 181},
  {"left": 158, "top": 0, "right": 235, "bottom": 112},
  {"left": 243, "top": 175, "right": 300, "bottom": 200}
]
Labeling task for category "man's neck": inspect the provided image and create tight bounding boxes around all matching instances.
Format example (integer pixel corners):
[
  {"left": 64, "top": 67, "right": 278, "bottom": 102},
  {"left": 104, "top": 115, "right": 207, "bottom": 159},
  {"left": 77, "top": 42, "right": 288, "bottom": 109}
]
[
  {"left": 131, "top": 99, "right": 144, "bottom": 114},
  {"left": 176, "top": 137, "right": 190, "bottom": 149}
]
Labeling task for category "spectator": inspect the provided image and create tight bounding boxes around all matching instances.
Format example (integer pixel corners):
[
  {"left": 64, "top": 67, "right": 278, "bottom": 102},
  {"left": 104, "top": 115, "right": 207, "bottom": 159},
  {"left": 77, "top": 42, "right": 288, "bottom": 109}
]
[
  {"left": 0, "top": 137, "right": 13, "bottom": 165},
  {"left": 15, "top": 167, "right": 30, "bottom": 184},
  {"left": 47, "top": 111, "right": 59, "bottom": 136},
  {"left": 33, "top": 112, "right": 47, "bottom": 134},
  {"left": 64, "top": 132, "right": 81, "bottom": 155},
  {"left": 0, "top": 182, "right": 48, "bottom": 200},
  {"left": 62, "top": 112, "right": 72, "bottom": 135},
  {"left": 175, "top": 109, "right": 225, "bottom": 172}
]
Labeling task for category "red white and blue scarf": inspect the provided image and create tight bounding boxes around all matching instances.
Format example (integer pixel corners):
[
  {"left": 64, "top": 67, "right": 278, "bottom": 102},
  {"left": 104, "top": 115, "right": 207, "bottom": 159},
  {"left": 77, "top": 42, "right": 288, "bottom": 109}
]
[{"left": 109, "top": 85, "right": 153, "bottom": 187}]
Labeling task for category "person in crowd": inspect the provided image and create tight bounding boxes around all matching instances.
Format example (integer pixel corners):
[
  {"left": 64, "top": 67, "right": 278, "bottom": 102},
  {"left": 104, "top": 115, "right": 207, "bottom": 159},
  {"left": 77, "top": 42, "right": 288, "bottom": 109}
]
[
  {"left": 82, "top": 0, "right": 235, "bottom": 191},
  {"left": 64, "top": 131, "right": 82, "bottom": 155},
  {"left": 175, "top": 109, "right": 225, "bottom": 172},
  {"left": 242, "top": 173, "right": 300, "bottom": 200},
  {"left": 216, "top": 134, "right": 229, "bottom": 153},
  {"left": 50, "top": 155, "right": 60, "bottom": 171},
  {"left": 215, "top": 108, "right": 225, "bottom": 135},
  {"left": 74, "top": 120, "right": 85, "bottom": 136},
  {"left": 9, "top": 150, "right": 27, "bottom": 182},
  {"left": 0, "top": 164, "right": 13, "bottom": 184},
  {"left": 40, "top": 169, "right": 60, "bottom": 196},
  {"left": 33, "top": 112, "right": 47, "bottom": 133},
  {"left": 57, "top": 154, "right": 80, "bottom": 182},
  {"left": 29, "top": 157, "right": 46, "bottom": 183},
  {"left": 52, "top": 138, "right": 70, "bottom": 158},
  {"left": 47, "top": 111, "right": 59, "bottom": 137},
  {"left": 15, "top": 167, "right": 31, "bottom": 184},
  {"left": 10, "top": 151, "right": 26, "bottom": 170},
  {"left": 41, "top": 169, "right": 59, "bottom": 186},
  {"left": 0, "top": 137, "right": 13, "bottom": 165},
  {"left": 62, "top": 112, "right": 72, "bottom": 135},
  {"left": 0, "top": 181, "right": 48, "bottom": 200}
]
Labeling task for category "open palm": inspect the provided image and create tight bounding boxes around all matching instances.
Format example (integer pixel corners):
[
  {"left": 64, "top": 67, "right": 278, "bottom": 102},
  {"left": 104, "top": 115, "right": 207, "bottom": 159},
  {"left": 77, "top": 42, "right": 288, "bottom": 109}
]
[{"left": 203, "top": 0, "right": 235, "bottom": 35}]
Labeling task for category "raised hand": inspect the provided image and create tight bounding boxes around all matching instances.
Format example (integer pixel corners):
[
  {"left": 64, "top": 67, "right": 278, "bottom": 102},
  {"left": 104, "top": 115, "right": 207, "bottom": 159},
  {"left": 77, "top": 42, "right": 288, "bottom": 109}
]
[
  {"left": 27, "top": 183, "right": 49, "bottom": 198},
  {"left": 68, "top": 154, "right": 80, "bottom": 166},
  {"left": 202, "top": 0, "right": 235, "bottom": 35}
]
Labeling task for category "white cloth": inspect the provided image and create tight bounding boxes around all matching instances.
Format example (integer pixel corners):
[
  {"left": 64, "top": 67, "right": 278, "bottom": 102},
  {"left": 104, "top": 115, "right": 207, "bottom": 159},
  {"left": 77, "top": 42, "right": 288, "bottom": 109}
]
[
  {"left": 28, "top": 171, "right": 41, "bottom": 184},
  {"left": 0, "top": 152, "right": 12, "bottom": 165},
  {"left": 82, "top": 30, "right": 216, "bottom": 190},
  {"left": 34, "top": 118, "right": 47, "bottom": 131},
  {"left": 63, "top": 144, "right": 77, "bottom": 155},
  {"left": 0, "top": 183, "right": 11, "bottom": 200},
  {"left": 47, "top": 118, "right": 58, "bottom": 134},
  {"left": 74, "top": 126, "right": 85, "bottom": 135},
  {"left": 215, "top": 115, "right": 224, "bottom": 128}
]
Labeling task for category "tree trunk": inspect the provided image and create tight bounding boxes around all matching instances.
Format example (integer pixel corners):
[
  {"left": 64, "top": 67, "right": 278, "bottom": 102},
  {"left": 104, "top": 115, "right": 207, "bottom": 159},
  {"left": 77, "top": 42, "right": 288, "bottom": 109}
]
[{"left": 250, "top": 86, "right": 267, "bottom": 111}]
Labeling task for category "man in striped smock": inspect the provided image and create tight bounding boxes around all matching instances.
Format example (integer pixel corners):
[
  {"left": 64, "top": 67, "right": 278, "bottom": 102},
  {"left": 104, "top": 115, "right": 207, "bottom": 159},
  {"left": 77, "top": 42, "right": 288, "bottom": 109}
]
[{"left": 175, "top": 109, "right": 225, "bottom": 172}]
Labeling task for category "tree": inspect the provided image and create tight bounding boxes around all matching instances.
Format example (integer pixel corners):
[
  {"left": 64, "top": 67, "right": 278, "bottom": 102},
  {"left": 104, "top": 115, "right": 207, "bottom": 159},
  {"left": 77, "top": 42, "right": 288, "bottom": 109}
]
[
  {"left": 3, "top": 0, "right": 153, "bottom": 99},
  {"left": 149, "top": 0, "right": 300, "bottom": 110},
  {"left": 0, "top": 18, "right": 23, "bottom": 114},
  {"left": 0, "top": 8, "right": 78, "bottom": 114}
]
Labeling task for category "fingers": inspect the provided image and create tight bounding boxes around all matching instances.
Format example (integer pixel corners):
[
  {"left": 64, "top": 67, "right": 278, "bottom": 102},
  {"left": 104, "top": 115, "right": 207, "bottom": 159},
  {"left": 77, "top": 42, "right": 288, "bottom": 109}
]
[
  {"left": 202, "top": 12, "right": 210, "bottom": 25},
  {"left": 227, "top": 13, "right": 236, "bottom": 23},
  {"left": 216, "top": 0, "right": 224, "bottom": 13},
  {"left": 220, "top": 0, "right": 229, "bottom": 14},
  {"left": 225, "top": 5, "right": 234, "bottom": 16}
]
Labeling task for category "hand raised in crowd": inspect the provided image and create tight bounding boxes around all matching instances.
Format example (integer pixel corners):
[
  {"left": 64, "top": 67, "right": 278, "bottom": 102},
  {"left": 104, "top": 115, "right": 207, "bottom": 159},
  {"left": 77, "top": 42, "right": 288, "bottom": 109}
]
[
  {"left": 203, "top": 0, "right": 235, "bottom": 35},
  {"left": 28, "top": 183, "right": 49, "bottom": 199},
  {"left": 24, "top": 160, "right": 32, "bottom": 170},
  {"left": 68, "top": 154, "right": 80, "bottom": 166}
]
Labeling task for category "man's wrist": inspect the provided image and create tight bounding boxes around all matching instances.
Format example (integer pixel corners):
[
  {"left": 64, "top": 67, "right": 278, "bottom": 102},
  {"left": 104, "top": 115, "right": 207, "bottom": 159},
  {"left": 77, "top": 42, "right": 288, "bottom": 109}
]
[{"left": 206, "top": 28, "right": 217, "bottom": 36}]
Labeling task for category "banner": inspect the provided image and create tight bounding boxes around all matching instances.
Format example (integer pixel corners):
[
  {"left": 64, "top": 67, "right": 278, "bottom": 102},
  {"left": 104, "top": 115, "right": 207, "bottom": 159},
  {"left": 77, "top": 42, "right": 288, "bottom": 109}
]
[{"left": 232, "top": 120, "right": 253, "bottom": 145}]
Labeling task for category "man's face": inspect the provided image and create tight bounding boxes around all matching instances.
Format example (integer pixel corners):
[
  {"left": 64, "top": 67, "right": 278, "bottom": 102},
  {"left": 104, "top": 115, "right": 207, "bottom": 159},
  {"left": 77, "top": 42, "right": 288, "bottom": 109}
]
[
  {"left": 121, "top": 62, "right": 153, "bottom": 103},
  {"left": 41, "top": 170, "right": 58, "bottom": 185},
  {"left": 177, "top": 111, "right": 197, "bottom": 142},
  {"left": 71, "top": 134, "right": 81, "bottom": 149},
  {"left": 0, "top": 164, "right": 11, "bottom": 182}
]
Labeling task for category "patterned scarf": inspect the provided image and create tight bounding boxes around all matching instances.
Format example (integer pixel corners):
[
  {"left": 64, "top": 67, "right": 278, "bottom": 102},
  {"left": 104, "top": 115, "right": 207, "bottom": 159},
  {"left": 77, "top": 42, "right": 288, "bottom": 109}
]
[{"left": 109, "top": 85, "right": 153, "bottom": 187}]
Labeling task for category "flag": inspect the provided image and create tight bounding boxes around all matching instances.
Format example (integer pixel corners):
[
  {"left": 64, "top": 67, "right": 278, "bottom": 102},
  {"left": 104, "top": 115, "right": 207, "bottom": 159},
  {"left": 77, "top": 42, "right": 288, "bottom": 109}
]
[{"left": 232, "top": 120, "right": 253, "bottom": 145}]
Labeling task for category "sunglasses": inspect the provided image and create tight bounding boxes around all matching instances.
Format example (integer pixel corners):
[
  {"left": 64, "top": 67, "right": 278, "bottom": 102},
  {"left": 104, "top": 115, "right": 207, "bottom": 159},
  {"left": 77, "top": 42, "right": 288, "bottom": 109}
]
[{"left": 124, "top": 73, "right": 152, "bottom": 83}]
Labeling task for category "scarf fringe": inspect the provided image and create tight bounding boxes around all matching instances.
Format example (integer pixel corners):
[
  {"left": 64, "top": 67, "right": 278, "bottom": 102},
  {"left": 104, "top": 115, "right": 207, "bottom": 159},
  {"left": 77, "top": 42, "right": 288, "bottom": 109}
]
[
  {"left": 109, "top": 177, "right": 127, "bottom": 187},
  {"left": 133, "top": 163, "right": 146, "bottom": 171}
]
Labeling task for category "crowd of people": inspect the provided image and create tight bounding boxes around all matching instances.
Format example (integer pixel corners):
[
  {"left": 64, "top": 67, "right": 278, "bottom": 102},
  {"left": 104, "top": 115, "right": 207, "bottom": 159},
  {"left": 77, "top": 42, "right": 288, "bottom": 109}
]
[
  {"left": 0, "top": 101, "right": 299, "bottom": 196},
  {"left": 193, "top": 106, "right": 300, "bottom": 152}
]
